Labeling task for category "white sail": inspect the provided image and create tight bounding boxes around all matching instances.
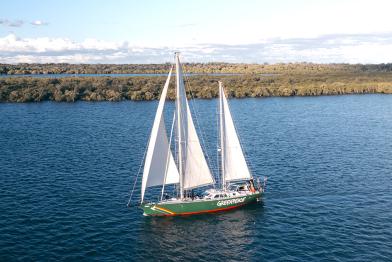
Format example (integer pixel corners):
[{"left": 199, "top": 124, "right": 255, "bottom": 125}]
[
  {"left": 183, "top": 102, "right": 215, "bottom": 189},
  {"left": 141, "top": 68, "right": 179, "bottom": 202},
  {"left": 220, "top": 82, "right": 252, "bottom": 182},
  {"left": 175, "top": 53, "right": 214, "bottom": 191}
]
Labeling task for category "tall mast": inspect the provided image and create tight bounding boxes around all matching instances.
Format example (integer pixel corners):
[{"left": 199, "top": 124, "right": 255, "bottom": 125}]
[
  {"left": 219, "top": 81, "right": 226, "bottom": 191},
  {"left": 175, "top": 52, "right": 184, "bottom": 199}
]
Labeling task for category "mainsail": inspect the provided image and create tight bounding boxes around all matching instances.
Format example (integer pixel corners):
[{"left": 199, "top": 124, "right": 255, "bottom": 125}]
[
  {"left": 175, "top": 53, "right": 214, "bottom": 192},
  {"left": 219, "top": 82, "right": 252, "bottom": 183},
  {"left": 141, "top": 68, "right": 179, "bottom": 202}
]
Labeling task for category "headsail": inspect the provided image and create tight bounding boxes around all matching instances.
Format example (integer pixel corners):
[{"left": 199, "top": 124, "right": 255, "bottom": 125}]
[
  {"left": 141, "top": 68, "right": 179, "bottom": 202},
  {"left": 175, "top": 53, "right": 214, "bottom": 192},
  {"left": 219, "top": 82, "right": 252, "bottom": 183}
]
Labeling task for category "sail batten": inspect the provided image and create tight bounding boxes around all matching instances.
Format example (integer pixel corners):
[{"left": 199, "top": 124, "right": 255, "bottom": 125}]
[
  {"left": 141, "top": 68, "right": 179, "bottom": 202},
  {"left": 220, "top": 82, "right": 252, "bottom": 183}
]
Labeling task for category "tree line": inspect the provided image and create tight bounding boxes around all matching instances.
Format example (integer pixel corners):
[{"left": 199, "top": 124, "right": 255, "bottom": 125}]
[
  {"left": 1, "top": 71, "right": 391, "bottom": 102},
  {"left": 2, "top": 62, "right": 392, "bottom": 75}
]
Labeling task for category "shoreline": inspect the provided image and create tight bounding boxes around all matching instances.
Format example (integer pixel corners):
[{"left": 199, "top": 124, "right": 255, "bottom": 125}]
[
  {"left": 2, "top": 62, "right": 392, "bottom": 75},
  {"left": 1, "top": 93, "right": 391, "bottom": 105},
  {"left": 1, "top": 75, "right": 391, "bottom": 103},
  {"left": 1, "top": 64, "right": 392, "bottom": 102}
]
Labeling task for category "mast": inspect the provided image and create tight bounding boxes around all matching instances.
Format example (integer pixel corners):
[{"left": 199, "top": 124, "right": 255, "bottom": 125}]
[
  {"left": 175, "top": 52, "right": 184, "bottom": 200},
  {"left": 174, "top": 52, "right": 214, "bottom": 196},
  {"left": 219, "top": 81, "right": 226, "bottom": 190}
]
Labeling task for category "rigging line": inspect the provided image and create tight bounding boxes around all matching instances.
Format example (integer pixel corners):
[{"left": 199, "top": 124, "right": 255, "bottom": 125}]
[
  {"left": 225, "top": 96, "right": 257, "bottom": 176},
  {"left": 216, "top": 101, "right": 221, "bottom": 186},
  {"left": 182, "top": 63, "right": 218, "bottom": 181},
  {"left": 233, "top": 115, "right": 257, "bottom": 175},
  {"left": 128, "top": 62, "right": 173, "bottom": 207},
  {"left": 161, "top": 110, "right": 176, "bottom": 201},
  {"left": 127, "top": 134, "right": 150, "bottom": 207},
  {"left": 183, "top": 68, "right": 217, "bottom": 180},
  {"left": 182, "top": 64, "right": 218, "bottom": 184}
]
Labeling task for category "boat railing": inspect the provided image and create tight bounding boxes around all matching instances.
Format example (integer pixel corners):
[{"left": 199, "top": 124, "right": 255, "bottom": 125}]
[{"left": 256, "top": 177, "right": 268, "bottom": 193}]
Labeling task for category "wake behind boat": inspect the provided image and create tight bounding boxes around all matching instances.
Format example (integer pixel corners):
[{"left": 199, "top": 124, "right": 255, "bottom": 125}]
[{"left": 130, "top": 53, "right": 266, "bottom": 216}]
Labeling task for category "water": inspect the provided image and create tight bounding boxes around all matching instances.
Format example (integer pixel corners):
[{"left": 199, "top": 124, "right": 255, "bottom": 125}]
[{"left": 0, "top": 95, "right": 391, "bottom": 261}]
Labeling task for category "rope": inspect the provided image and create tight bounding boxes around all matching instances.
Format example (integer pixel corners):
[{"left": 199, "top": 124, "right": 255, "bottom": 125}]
[
  {"left": 160, "top": 111, "right": 176, "bottom": 201},
  {"left": 127, "top": 137, "right": 149, "bottom": 207},
  {"left": 182, "top": 63, "right": 215, "bottom": 169},
  {"left": 216, "top": 103, "right": 221, "bottom": 186}
]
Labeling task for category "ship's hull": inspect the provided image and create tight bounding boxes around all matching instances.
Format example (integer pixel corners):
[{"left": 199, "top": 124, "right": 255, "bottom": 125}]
[{"left": 141, "top": 192, "right": 262, "bottom": 216}]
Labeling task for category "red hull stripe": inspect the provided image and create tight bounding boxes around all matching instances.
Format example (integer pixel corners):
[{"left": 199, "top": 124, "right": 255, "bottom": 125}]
[{"left": 156, "top": 203, "right": 247, "bottom": 216}]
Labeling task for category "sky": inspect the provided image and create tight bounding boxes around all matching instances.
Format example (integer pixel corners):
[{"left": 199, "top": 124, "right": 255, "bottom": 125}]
[{"left": 1, "top": 0, "right": 392, "bottom": 64}]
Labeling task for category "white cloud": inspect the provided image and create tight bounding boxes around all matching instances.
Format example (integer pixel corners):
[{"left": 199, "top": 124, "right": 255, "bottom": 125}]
[
  {"left": 0, "top": 34, "right": 123, "bottom": 53},
  {"left": 0, "top": 18, "right": 49, "bottom": 27},
  {"left": 31, "top": 20, "right": 49, "bottom": 26},
  {"left": 1, "top": 33, "right": 392, "bottom": 64},
  {"left": 0, "top": 19, "right": 24, "bottom": 27}
]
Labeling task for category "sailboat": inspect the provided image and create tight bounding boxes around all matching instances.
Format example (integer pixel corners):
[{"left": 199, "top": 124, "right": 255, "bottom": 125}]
[{"left": 138, "top": 53, "right": 265, "bottom": 216}]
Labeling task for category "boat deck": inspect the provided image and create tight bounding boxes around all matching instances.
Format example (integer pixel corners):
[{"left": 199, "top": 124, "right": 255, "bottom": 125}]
[{"left": 155, "top": 189, "right": 261, "bottom": 205}]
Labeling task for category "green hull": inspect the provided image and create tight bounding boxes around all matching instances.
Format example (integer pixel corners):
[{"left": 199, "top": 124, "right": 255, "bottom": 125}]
[{"left": 141, "top": 192, "right": 262, "bottom": 216}]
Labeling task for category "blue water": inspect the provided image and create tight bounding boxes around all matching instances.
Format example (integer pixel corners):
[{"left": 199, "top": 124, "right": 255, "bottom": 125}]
[{"left": 1, "top": 95, "right": 391, "bottom": 261}]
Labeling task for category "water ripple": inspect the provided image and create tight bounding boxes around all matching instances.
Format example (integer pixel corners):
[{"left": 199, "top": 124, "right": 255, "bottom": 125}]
[{"left": 0, "top": 95, "right": 391, "bottom": 261}]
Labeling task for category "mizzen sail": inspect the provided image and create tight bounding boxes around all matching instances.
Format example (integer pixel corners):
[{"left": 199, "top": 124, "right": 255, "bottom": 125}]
[{"left": 219, "top": 82, "right": 252, "bottom": 182}]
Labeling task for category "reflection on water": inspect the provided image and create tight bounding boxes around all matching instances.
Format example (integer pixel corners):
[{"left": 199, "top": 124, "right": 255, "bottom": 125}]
[{"left": 136, "top": 202, "right": 264, "bottom": 261}]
